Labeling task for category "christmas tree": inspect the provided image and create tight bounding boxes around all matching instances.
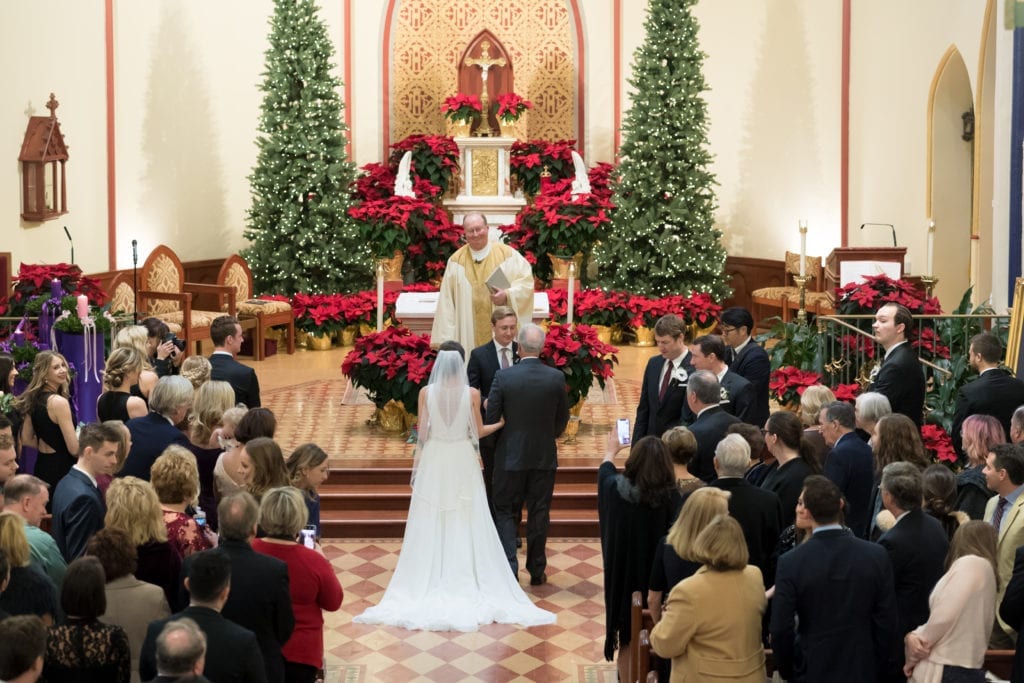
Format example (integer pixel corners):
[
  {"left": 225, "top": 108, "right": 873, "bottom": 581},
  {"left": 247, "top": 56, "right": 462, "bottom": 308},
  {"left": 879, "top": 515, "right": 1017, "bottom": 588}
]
[
  {"left": 243, "top": 0, "right": 370, "bottom": 295},
  {"left": 595, "top": 0, "right": 730, "bottom": 301}
]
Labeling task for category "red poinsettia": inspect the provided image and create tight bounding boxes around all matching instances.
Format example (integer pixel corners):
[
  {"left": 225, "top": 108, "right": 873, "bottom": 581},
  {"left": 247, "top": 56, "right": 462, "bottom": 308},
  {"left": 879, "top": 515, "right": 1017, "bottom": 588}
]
[
  {"left": 912, "top": 327, "right": 950, "bottom": 360},
  {"left": 509, "top": 139, "right": 577, "bottom": 196},
  {"left": 546, "top": 288, "right": 568, "bottom": 322},
  {"left": 920, "top": 423, "right": 957, "bottom": 464},
  {"left": 574, "top": 289, "right": 632, "bottom": 327},
  {"left": 769, "top": 366, "right": 824, "bottom": 406},
  {"left": 494, "top": 92, "right": 532, "bottom": 122},
  {"left": 351, "top": 162, "right": 397, "bottom": 202},
  {"left": 540, "top": 323, "right": 618, "bottom": 406},
  {"left": 341, "top": 326, "right": 437, "bottom": 414},
  {"left": 832, "top": 383, "right": 862, "bottom": 403},
  {"left": 440, "top": 93, "right": 482, "bottom": 123},
  {"left": 835, "top": 274, "right": 941, "bottom": 316}
]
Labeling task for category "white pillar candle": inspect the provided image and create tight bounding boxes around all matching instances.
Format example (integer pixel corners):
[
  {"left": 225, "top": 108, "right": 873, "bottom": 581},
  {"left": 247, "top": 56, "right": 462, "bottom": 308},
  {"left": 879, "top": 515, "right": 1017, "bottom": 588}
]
[
  {"left": 798, "top": 220, "right": 808, "bottom": 277},
  {"left": 567, "top": 268, "right": 575, "bottom": 327},
  {"left": 376, "top": 262, "right": 385, "bottom": 332},
  {"left": 926, "top": 219, "right": 935, "bottom": 277}
]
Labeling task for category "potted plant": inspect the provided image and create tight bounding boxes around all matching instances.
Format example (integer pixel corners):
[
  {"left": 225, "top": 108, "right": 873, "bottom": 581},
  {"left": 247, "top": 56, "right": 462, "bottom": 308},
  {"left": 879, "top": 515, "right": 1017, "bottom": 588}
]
[
  {"left": 494, "top": 92, "right": 532, "bottom": 137},
  {"left": 509, "top": 139, "right": 577, "bottom": 197},
  {"left": 341, "top": 327, "right": 437, "bottom": 433},
  {"left": 768, "top": 366, "right": 824, "bottom": 410},
  {"left": 626, "top": 294, "right": 674, "bottom": 346},
  {"left": 528, "top": 190, "right": 614, "bottom": 270},
  {"left": 292, "top": 293, "right": 345, "bottom": 349},
  {"left": 389, "top": 134, "right": 460, "bottom": 198},
  {"left": 440, "top": 93, "right": 482, "bottom": 137},
  {"left": 540, "top": 323, "right": 618, "bottom": 441},
  {"left": 920, "top": 423, "right": 957, "bottom": 464},
  {"left": 575, "top": 289, "right": 631, "bottom": 342}
]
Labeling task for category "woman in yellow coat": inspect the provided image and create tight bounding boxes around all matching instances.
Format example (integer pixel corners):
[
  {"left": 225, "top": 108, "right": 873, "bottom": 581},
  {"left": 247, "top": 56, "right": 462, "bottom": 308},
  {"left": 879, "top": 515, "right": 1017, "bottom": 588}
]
[{"left": 650, "top": 514, "right": 767, "bottom": 682}]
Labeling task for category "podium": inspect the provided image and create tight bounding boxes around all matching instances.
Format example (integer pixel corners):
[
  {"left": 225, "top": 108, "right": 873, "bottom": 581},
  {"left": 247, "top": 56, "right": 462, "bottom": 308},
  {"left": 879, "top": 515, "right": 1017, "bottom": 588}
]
[
  {"left": 443, "top": 136, "right": 526, "bottom": 230},
  {"left": 825, "top": 247, "right": 907, "bottom": 291}
]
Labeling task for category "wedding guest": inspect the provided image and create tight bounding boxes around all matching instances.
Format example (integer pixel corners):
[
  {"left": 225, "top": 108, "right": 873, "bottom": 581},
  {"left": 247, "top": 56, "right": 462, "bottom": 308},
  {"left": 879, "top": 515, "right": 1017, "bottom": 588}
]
[
  {"left": 0, "top": 353, "right": 22, "bottom": 454},
  {"left": 98, "top": 347, "right": 148, "bottom": 423},
  {"left": 855, "top": 391, "right": 892, "bottom": 447},
  {"left": 245, "top": 438, "right": 289, "bottom": 503},
  {"left": 956, "top": 414, "right": 1002, "bottom": 519},
  {"left": 0, "top": 512, "right": 58, "bottom": 624},
  {"left": 685, "top": 370, "right": 741, "bottom": 482},
  {"left": 253, "top": 487, "right": 342, "bottom": 683},
  {"left": 88, "top": 528, "right": 171, "bottom": 683},
  {"left": 235, "top": 407, "right": 277, "bottom": 444},
  {"left": 1, "top": 475, "right": 65, "bottom": 586},
  {"left": 904, "top": 520, "right": 998, "bottom": 681},
  {"left": 634, "top": 314, "right": 697, "bottom": 441},
  {"left": 213, "top": 406, "right": 248, "bottom": 498},
  {"left": 650, "top": 515, "right": 766, "bottom": 683},
  {"left": 187, "top": 380, "right": 235, "bottom": 529},
  {"left": 983, "top": 442, "right": 1024, "bottom": 648},
  {"left": 0, "top": 615, "right": 47, "bottom": 683},
  {"left": 151, "top": 446, "right": 215, "bottom": 558},
  {"left": 104, "top": 477, "right": 181, "bottom": 610},
  {"left": 151, "top": 618, "right": 208, "bottom": 682},
  {"left": 661, "top": 426, "right": 703, "bottom": 495},
  {"left": 209, "top": 315, "right": 261, "bottom": 409},
  {"left": 13, "top": 351, "right": 78, "bottom": 493},
  {"left": 97, "top": 420, "right": 132, "bottom": 498},
  {"left": 113, "top": 326, "right": 160, "bottom": 400},
  {"left": 951, "top": 332, "right": 1024, "bottom": 457},
  {"left": 285, "top": 444, "right": 330, "bottom": 537},
  {"left": 599, "top": 434, "right": 680, "bottom": 681},
  {"left": 120, "top": 376, "right": 193, "bottom": 481},
  {"left": 819, "top": 400, "right": 874, "bottom": 538},
  {"left": 799, "top": 384, "right": 835, "bottom": 468},
  {"left": 868, "top": 413, "right": 930, "bottom": 539},
  {"left": 869, "top": 303, "right": 925, "bottom": 427},
  {"left": 689, "top": 335, "right": 756, "bottom": 425},
  {"left": 729, "top": 422, "right": 773, "bottom": 486},
  {"left": 760, "top": 410, "right": 817, "bottom": 528},
  {"left": 179, "top": 355, "right": 212, "bottom": 390},
  {"left": 43, "top": 556, "right": 131, "bottom": 683},
  {"left": 141, "top": 318, "right": 183, "bottom": 378},
  {"left": 922, "top": 464, "right": 967, "bottom": 541},
  {"left": 719, "top": 306, "right": 771, "bottom": 428}
]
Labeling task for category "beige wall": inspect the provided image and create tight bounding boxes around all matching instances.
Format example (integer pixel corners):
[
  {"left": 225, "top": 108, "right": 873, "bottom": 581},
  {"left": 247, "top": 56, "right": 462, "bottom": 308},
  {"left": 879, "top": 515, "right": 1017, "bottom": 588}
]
[{"left": 0, "top": 0, "right": 1014, "bottom": 310}]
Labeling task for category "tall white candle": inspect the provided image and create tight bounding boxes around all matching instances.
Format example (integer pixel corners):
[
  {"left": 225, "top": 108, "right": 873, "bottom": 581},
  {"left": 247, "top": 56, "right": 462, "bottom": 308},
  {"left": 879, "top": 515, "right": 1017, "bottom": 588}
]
[
  {"left": 926, "top": 219, "right": 935, "bottom": 277},
  {"left": 376, "top": 262, "right": 385, "bottom": 332},
  {"left": 567, "top": 269, "right": 575, "bottom": 327},
  {"left": 798, "top": 220, "right": 808, "bottom": 277}
]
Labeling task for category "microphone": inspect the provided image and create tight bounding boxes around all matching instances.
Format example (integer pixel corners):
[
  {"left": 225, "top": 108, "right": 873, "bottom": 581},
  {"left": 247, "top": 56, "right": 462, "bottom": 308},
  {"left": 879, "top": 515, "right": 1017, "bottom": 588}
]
[
  {"left": 63, "top": 225, "right": 74, "bottom": 264},
  {"left": 132, "top": 239, "right": 138, "bottom": 264},
  {"left": 859, "top": 223, "right": 897, "bottom": 247}
]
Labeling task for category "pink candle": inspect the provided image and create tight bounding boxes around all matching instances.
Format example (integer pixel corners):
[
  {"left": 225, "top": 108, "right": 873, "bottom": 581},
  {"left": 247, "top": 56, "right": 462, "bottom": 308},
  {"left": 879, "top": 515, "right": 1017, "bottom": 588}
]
[{"left": 77, "top": 294, "right": 89, "bottom": 319}]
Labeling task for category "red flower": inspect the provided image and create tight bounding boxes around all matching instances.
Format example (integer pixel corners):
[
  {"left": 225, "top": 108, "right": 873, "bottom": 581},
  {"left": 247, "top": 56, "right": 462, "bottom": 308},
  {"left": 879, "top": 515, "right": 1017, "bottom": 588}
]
[
  {"left": 832, "top": 383, "right": 861, "bottom": 402},
  {"left": 920, "top": 424, "right": 958, "bottom": 464},
  {"left": 769, "top": 366, "right": 823, "bottom": 405}
]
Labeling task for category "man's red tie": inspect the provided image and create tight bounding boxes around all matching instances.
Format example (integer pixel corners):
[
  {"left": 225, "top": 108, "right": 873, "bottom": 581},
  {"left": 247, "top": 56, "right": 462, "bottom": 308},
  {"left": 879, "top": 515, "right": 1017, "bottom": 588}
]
[{"left": 659, "top": 360, "right": 673, "bottom": 401}]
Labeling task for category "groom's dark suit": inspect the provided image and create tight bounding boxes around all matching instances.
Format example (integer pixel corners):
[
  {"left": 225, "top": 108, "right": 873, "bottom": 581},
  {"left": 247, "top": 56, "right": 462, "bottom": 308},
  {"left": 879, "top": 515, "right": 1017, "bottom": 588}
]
[
  {"left": 486, "top": 357, "right": 569, "bottom": 581},
  {"left": 468, "top": 339, "right": 519, "bottom": 515},
  {"left": 633, "top": 350, "right": 696, "bottom": 442},
  {"left": 869, "top": 342, "right": 925, "bottom": 427}
]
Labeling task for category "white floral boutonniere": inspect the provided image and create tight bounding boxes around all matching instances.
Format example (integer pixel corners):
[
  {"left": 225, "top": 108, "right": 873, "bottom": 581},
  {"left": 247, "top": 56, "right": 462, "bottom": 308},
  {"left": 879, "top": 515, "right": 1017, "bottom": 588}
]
[
  {"left": 868, "top": 362, "right": 881, "bottom": 382},
  {"left": 670, "top": 366, "right": 688, "bottom": 385},
  {"left": 720, "top": 386, "right": 731, "bottom": 404}
]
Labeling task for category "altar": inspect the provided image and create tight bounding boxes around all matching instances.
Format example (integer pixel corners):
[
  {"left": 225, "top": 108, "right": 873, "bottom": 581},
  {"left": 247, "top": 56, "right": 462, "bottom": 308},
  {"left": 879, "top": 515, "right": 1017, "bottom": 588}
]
[
  {"left": 396, "top": 291, "right": 550, "bottom": 337},
  {"left": 444, "top": 135, "right": 527, "bottom": 230}
]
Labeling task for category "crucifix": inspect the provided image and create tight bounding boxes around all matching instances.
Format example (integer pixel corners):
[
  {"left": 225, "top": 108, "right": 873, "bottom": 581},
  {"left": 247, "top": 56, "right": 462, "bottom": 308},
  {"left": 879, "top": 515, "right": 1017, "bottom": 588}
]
[{"left": 463, "top": 40, "right": 506, "bottom": 136}]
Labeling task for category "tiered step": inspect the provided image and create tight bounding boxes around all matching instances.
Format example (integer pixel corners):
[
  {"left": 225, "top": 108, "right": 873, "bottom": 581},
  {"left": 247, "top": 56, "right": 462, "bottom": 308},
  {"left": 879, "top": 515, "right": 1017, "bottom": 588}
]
[{"left": 320, "top": 466, "right": 600, "bottom": 538}]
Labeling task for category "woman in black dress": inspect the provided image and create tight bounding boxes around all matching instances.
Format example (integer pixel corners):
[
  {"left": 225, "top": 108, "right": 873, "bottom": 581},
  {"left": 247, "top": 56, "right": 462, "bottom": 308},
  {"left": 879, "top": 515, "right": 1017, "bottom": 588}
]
[
  {"left": 760, "top": 410, "right": 818, "bottom": 528},
  {"left": 14, "top": 351, "right": 78, "bottom": 492},
  {"left": 97, "top": 347, "right": 148, "bottom": 423}
]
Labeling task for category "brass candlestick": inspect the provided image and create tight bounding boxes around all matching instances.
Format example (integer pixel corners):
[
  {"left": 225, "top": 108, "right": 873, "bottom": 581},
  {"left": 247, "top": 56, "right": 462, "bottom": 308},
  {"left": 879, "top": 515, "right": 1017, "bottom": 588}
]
[
  {"left": 919, "top": 274, "right": 938, "bottom": 299},
  {"left": 792, "top": 274, "right": 812, "bottom": 325}
]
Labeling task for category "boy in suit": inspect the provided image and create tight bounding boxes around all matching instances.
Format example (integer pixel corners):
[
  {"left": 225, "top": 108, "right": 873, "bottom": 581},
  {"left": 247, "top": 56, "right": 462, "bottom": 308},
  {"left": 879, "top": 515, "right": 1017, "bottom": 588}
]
[{"left": 209, "top": 315, "right": 261, "bottom": 408}]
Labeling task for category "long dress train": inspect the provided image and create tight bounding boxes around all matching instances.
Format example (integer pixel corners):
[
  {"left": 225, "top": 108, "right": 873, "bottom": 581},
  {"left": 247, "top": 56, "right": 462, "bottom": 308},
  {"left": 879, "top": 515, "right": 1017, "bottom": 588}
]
[{"left": 354, "top": 385, "right": 556, "bottom": 632}]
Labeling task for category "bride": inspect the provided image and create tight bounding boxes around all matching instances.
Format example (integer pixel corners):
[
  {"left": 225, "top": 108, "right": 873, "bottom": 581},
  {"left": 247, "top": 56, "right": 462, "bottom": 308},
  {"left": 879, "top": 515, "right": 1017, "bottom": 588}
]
[{"left": 354, "top": 346, "right": 556, "bottom": 632}]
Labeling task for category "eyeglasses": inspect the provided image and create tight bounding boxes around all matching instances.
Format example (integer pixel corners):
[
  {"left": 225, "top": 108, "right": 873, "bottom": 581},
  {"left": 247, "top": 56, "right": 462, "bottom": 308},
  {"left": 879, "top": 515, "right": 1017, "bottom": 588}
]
[{"left": 719, "top": 325, "right": 737, "bottom": 334}]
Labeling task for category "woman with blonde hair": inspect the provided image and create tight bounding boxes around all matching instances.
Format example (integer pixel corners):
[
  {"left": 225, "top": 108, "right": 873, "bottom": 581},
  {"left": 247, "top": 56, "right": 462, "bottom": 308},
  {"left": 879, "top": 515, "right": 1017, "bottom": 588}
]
[
  {"left": 286, "top": 443, "right": 330, "bottom": 537},
  {"left": 956, "top": 414, "right": 1003, "bottom": 519},
  {"left": 113, "top": 326, "right": 158, "bottom": 399},
  {"left": 648, "top": 486, "right": 731, "bottom": 623},
  {"left": 799, "top": 385, "right": 836, "bottom": 468},
  {"left": 213, "top": 406, "right": 248, "bottom": 498},
  {"left": 14, "top": 351, "right": 78, "bottom": 492},
  {"left": 97, "top": 347, "right": 148, "bottom": 422},
  {"left": 179, "top": 355, "right": 212, "bottom": 389},
  {"left": 252, "top": 487, "right": 343, "bottom": 683},
  {"left": 242, "top": 437, "right": 289, "bottom": 502},
  {"left": 187, "top": 380, "right": 235, "bottom": 528},
  {"left": 104, "top": 477, "right": 181, "bottom": 609},
  {"left": 650, "top": 515, "right": 766, "bottom": 682},
  {"left": 151, "top": 445, "right": 214, "bottom": 558},
  {"left": 0, "top": 511, "right": 59, "bottom": 624},
  {"left": 904, "top": 520, "right": 998, "bottom": 681}
]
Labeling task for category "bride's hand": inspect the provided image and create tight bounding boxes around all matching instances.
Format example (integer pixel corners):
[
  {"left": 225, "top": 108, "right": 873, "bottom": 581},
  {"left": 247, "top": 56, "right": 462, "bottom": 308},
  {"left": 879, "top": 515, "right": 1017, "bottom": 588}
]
[{"left": 495, "top": 417, "right": 505, "bottom": 429}]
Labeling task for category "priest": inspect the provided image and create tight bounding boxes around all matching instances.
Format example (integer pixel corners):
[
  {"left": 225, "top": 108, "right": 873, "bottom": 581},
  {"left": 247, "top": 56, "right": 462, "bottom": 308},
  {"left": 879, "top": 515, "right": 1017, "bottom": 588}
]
[{"left": 431, "top": 212, "right": 534, "bottom": 348}]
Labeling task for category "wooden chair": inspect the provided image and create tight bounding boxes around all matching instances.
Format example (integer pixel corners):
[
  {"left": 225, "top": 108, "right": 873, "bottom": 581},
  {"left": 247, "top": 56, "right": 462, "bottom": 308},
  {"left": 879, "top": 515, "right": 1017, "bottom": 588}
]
[
  {"left": 217, "top": 255, "right": 295, "bottom": 361},
  {"left": 138, "top": 245, "right": 235, "bottom": 356},
  {"left": 636, "top": 629, "right": 652, "bottom": 683},
  {"left": 106, "top": 271, "right": 182, "bottom": 334},
  {"left": 750, "top": 251, "right": 828, "bottom": 324}
]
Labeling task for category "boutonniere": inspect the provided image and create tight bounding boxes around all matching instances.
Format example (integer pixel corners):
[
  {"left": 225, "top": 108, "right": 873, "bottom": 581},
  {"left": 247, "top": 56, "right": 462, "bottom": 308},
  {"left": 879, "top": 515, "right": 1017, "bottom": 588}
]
[
  {"left": 720, "top": 386, "right": 730, "bottom": 403},
  {"left": 868, "top": 363, "right": 881, "bottom": 382},
  {"left": 670, "top": 366, "right": 688, "bottom": 385}
]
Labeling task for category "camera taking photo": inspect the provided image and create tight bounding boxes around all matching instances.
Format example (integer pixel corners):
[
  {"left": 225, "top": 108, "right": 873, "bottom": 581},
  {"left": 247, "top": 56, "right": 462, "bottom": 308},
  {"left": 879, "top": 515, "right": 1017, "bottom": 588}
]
[{"left": 164, "top": 334, "right": 186, "bottom": 352}]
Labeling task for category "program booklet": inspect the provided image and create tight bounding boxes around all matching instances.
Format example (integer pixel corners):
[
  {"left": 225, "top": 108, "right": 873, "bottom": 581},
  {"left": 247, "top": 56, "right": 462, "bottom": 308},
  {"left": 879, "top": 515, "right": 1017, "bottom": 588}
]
[{"left": 486, "top": 267, "right": 511, "bottom": 293}]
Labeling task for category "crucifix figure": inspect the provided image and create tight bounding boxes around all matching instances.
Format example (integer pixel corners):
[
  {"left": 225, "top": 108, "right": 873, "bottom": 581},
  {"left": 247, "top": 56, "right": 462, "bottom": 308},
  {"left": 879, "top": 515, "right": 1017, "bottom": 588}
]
[{"left": 463, "top": 40, "right": 506, "bottom": 136}]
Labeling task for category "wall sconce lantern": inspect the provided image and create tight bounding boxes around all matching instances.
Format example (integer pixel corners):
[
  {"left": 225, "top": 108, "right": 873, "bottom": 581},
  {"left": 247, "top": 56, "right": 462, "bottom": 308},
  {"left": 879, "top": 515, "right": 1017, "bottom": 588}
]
[{"left": 19, "top": 93, "right": 69, "bottom": 222}]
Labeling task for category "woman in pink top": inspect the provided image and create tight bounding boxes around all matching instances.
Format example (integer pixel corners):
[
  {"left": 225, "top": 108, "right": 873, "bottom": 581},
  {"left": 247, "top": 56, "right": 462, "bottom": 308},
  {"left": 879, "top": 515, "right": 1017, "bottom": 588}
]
[{"left": 253, "top": 486, "right": 343, "bottom": 683}]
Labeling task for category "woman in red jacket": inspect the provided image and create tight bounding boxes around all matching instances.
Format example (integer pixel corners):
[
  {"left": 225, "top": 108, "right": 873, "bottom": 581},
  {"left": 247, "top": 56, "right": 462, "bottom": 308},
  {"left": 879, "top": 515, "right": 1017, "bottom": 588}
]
[{"left": 253, "top": 486, "right": 343, "bottom": 683}]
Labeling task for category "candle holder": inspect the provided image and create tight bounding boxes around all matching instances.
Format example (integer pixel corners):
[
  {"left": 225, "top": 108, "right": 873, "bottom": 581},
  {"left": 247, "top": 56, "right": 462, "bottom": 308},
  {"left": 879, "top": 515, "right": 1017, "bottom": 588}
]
[
  {"left": 919, "top": 274, "right": 938, "bottom": 299},
  {"left": 792, "top": 274, "right": 813, "bottom": 325}
]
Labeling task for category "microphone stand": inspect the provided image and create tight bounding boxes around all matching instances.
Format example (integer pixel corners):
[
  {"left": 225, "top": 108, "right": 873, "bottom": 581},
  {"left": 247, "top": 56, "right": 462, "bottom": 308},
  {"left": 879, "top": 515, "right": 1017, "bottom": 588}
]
[{"left": 132, "top": 240, "right": 139, "bottom": 325}]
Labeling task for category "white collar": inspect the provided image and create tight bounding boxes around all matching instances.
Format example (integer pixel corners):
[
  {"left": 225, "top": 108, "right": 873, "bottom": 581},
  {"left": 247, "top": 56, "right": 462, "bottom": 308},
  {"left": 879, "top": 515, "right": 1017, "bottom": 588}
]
[
  {"left": 470, "top": 243, "right": 492, "bottom": 262},
  {"left": 716, "top": 367, "right": 728, "bottom": 382},
  {"left": 733, "top": 336, "right": 752, "bottom": 354},
  {"left": 73, "top": 464, "right": 98, "bottom": 488}
]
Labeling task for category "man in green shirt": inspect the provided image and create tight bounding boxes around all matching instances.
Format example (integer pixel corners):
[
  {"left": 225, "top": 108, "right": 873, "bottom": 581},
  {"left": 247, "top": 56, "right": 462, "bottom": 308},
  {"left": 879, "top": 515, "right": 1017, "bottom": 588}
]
[{"left": 2, "top": 475, "right": 65, "bottom": 587}]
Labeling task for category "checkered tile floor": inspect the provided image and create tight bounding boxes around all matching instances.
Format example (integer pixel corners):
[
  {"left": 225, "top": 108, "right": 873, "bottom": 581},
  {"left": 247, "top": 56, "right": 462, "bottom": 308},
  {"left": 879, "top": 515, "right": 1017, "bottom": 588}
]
[{"left": 322, "top": 539, "right": 613, "bottom": 682}]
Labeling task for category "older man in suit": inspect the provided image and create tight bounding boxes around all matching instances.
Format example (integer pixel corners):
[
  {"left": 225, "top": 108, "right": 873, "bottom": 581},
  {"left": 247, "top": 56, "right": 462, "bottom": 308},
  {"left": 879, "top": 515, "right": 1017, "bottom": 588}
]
[
  {"left": 209, "top": 315, "right": 261, "bottom": 409},
  {"left": 877, "top": 462, "right": 949, "bottom": 680},
  {"left": 150, "top": 617, "right": 211, "bottom": 683},
  {"left": 120, "top": 376, "right": 193, "bottom": 481},
  {"left": 633, "top": 314, "right": 696, "bottom": 441},
  {"left": 869, "top": 302, "right": 925, "bottom": 427},
  {"left": 951, "top": 332, "right": 1024, "bottom": 457},
  {"left": 51, "top": 422, "right": 122, "bottom": 562},
  {"left": 719, "top": 307, "right": 771, "bottom": 428},
  {"left": 140, "top": 549, "right": 266, "bottom": 683},
  {"left": 819, "top": 401, "right": 876, "bottom": 538},
  {"left": 689, "top": 335, "right": 756, "bottom": 425},
  {"left": 467, "top": 306, "right": 519, "bottom": 517},
  {"left": 984, "top": 443, "right": 1024, "bottom": 648},
  {"left": 685, "top": 370, "right": 741, "bottom": 483},
  {"left": 486, "top": 323, "right": 569, "bottom": 585},
  {"left": 771, "top": 475, "right": 899, "bottom": 683},
  {"left": 181, "top": 493, "right": 293, "bottom": 683}
]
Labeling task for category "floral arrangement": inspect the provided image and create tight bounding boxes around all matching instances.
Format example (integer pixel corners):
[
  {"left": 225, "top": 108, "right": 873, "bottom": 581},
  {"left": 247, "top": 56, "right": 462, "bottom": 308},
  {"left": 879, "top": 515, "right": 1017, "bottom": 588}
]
[
  {"left": 351, "top": 162, "right": 397, "bottom": 202},
  {"left": 389, "top": 134, "right": 460, "bottom": 197},
  {"left": 769, "top": 366, "right": 823, "bottom": 406},
  {"left": 920, "top": 423, "right": 957, "bottom": 464},
  {"left": 545, "top": 288, "right": 568, "bottom": 323},
  {"left": 574, "top": 289, "right": 632, "bottom": 328},
  {"left": 540, "top": 323, "right": 618, "bottom": 407},
  {"left": 624, "top": 292, "right": 720, "bottom": 329},
  {"left": 520, "top": 189, "right": 614, "bottom": 261},
  {"left": 494, "top": 93, "right": 532, "bottom": 123},
  {"left": 440, "top": 93, "right": 482, "bottom": 124},
  {"left": 51, "top": 303, "right": 116, "bottom": 335},
  {"left": 627, "top": 294, "right": 675, "bottom": 329},
  {"left": 834, "top": 274, "right": 941, "bottom": 316},
  {"left": 341, "top": 327, "right": 436, "bottom": 414},
  {"left": 348, "top": 195, "right": 460, "bottom": 276},
  {"left": 403, "top": 205, "right": 462, "bottom": 282},
  {"left": 292, "top": 291, "right": 400, "bottom": 334},
  {"left": 509, "top": 139, "right": 577, "bottom": 197},
  {"left": 4, "top": 263, "right": 107, "bottom": 320}
]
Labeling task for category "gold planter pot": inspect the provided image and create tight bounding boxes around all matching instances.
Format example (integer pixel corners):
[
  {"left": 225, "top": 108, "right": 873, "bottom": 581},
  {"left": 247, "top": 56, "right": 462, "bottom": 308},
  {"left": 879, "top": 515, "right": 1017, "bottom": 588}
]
[
  {"left": 590, "top": 324, "right": 613, "bottom": 345},
  {"left": 548, "top": 253, "right": 584, "bottom": 280},
  {"left": 339, "top": 326, "right": 358, "bottom": 347},
  {"left": 689, "top": 320, "right": 718, "bottom": 340},
  {"left": 380, "top": 251, "right": 404, "bottom": 283},
  {"left": 447, "top": 120, "right": 472, "bottom": 138},
  {"left": 498, "top": 120, "right": 518, "bottom": 139},
  {"left": 561, "top": 399, "right": 585, "bottom": 443},
  {"left": 632, "top": 325, "right": 656, "bottom": 347},
  {"left": 376, "top": 399, "right": 412, "bottom": 434},
  {"left": 307, "top": 331, "right": 334, "bottom": 351},
  {"left": 610, "top": 325, "right": 625, "bottom": 344}
]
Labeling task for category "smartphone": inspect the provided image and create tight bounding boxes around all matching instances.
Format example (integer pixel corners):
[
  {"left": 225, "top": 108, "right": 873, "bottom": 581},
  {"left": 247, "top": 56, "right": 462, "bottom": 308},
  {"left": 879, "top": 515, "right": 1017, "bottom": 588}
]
[
  {"left": 300, "top": 525, "right": 317, "bottom": 549},
  {"left": 616, "top": 418, "right": 631, "bottom": 445}
]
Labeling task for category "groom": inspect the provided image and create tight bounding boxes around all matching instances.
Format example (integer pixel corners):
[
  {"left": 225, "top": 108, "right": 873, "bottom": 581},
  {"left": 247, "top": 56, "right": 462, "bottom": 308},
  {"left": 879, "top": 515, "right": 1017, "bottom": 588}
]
[{"left": 486, "top": 323, "right": 569, "bottom": 585}]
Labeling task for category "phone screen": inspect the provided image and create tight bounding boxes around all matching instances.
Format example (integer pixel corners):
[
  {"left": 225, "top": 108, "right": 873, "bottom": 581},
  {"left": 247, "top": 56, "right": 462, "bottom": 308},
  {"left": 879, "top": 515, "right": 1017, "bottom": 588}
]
[
  {"left": 616, "top": 418, "right": 631, "bottom": 445},
  {"left": 300, "top": 525, "right": 316, "bottom": 549}
]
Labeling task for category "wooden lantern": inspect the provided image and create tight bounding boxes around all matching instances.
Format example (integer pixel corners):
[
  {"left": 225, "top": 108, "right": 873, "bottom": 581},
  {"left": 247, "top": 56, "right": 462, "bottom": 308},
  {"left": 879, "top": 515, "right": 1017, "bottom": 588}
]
[{"left": 19, "top": 93, "right": 69, "bottom": 222}]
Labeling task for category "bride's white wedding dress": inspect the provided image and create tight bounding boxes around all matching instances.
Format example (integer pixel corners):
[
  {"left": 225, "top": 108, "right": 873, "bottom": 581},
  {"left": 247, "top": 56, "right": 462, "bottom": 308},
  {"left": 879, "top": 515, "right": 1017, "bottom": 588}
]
[{"left": 354, "top": 383, "right": 556, "bottom": 632}]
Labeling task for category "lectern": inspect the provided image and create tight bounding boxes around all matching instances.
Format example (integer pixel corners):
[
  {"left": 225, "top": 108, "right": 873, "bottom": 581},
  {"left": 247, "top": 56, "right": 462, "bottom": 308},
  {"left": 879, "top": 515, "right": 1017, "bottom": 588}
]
[{"left": 825, "top": 247, "right": 907, "bottom": 291}]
